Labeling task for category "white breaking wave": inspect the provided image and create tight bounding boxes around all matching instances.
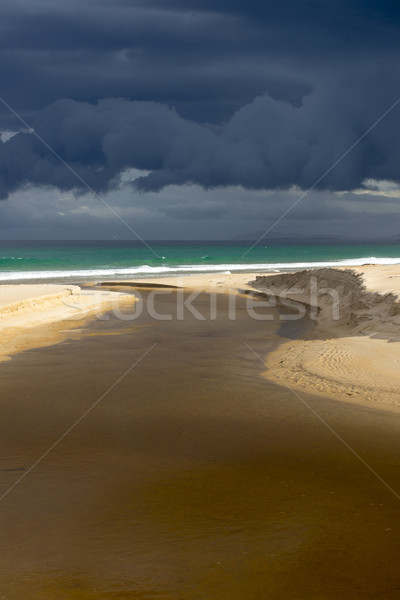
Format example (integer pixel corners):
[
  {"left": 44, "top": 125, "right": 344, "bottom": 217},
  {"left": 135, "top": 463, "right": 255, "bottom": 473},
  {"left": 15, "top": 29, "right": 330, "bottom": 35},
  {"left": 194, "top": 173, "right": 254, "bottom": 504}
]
[{"left": 0, "top": 256, "right": 400, "bottom": 282}]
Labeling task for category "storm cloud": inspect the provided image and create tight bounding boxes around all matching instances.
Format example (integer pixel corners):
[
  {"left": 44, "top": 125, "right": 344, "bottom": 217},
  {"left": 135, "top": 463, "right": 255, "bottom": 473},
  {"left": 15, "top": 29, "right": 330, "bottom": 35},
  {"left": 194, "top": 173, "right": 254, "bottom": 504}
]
[
  {"left": 0, "top": 0, "right": 400, "bottom": 237},
  {"left": 1, "top": 78, "right": 400, "bottom": 199}
]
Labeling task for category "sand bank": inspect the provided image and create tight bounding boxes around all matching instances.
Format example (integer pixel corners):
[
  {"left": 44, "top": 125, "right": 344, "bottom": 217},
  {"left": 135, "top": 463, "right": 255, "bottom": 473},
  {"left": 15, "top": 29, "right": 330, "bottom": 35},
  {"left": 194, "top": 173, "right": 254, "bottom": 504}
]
[
  {"left": 251, "top": 265, "right": 400, "bottom": 410},
  {"left": 99, "top": 272, "right": 264, "bottom": 294},
  {"left": 0, "top": 283, "right": 136, "bottom": 361},
  {"left": 0, "top": 275, "right": 262, "bottom": 363},
  {"left": 99, "top": 264, "right": 400, "bottom": 298}
]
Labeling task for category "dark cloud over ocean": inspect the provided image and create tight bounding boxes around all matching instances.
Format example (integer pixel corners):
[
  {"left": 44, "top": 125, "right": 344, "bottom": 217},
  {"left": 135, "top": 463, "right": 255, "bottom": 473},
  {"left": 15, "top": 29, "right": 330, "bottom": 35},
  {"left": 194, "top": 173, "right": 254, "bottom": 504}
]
[
  {"left": 1, "top": 80, "right": 400, "bottom": 200},
  {"left": 0, "top": 0, "right": 399, "bottom": 237}
]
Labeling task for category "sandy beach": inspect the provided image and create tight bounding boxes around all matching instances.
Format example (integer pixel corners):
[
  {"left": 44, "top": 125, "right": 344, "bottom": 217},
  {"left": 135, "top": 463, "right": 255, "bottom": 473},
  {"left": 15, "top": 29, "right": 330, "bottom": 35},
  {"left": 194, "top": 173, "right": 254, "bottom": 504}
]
[
  {"left": 0, "top": 282, "right": 400, "bottom": 599},
  {"left": 1, "top": 266, "right": 400, "bottom": 409},
  {"left": 1, "top": 270, "right": 400, "bottom": 598},
  {"left": 0, "top": 283, "right": 136, "bottom": 362},
  {"left": 2, "top": 265, "right": 400, "bottom": 410}
]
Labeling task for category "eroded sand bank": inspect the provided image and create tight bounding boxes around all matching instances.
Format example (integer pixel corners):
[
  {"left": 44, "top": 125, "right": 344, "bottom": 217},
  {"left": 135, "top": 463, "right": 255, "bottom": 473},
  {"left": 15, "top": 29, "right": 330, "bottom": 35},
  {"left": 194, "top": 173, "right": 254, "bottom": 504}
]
[
  {"left": 252, "top": 265, "right": 400, "bottom": 409},
  {"left": 0, "top": 283, "right": 136, "bottom": 361}
]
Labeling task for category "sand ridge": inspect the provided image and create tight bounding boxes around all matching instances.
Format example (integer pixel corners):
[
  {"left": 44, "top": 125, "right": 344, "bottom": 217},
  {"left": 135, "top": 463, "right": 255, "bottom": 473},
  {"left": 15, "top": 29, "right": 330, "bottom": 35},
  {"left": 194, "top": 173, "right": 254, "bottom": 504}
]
[{"left": 252, "top": 267, "right": 400, "bottom": 409}]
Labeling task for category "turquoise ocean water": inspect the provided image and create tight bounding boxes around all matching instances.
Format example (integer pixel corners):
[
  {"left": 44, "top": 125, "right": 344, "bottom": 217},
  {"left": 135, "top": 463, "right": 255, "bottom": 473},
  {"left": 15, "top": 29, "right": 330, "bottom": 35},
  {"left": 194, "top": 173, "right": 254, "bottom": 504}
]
[{"left": 1, "top": 240, "right": 400, "bottom": 282}]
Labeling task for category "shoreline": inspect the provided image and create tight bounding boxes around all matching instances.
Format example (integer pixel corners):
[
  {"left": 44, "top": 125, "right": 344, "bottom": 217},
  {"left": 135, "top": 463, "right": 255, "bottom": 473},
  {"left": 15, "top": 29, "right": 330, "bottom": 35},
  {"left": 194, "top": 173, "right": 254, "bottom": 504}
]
[{"left": 1, "top": 266, "right": 400, "bottom": 411}]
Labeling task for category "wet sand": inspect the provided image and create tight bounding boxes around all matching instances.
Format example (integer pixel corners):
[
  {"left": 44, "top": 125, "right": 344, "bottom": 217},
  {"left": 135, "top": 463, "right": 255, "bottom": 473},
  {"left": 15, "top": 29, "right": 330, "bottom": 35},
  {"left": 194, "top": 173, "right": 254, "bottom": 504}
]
[
  {"left": 0, "top": 294, "right": 400, "bottom": 600},
  {"left": 0, "top": 291, "right": 400, "bottom": 599}
]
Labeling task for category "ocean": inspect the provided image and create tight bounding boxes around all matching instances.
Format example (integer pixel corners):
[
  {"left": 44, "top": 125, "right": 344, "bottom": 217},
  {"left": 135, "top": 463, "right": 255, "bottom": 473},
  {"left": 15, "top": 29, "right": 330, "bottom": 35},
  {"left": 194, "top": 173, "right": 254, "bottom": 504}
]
[{"left": 1, "top": 240, "right": 400, "bottom": 282}]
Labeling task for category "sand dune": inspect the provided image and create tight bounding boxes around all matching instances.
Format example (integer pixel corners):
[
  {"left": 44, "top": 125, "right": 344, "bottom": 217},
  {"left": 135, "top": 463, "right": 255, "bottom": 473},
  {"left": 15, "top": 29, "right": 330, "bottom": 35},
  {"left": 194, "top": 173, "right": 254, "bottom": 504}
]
[{"left": 253, "top": 267, "right": 400, "bottom": 409}]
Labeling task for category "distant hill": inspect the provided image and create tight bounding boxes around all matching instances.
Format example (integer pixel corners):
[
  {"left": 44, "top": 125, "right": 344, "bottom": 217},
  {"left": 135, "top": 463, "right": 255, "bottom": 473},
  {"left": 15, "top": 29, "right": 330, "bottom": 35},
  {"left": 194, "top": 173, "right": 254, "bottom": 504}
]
[
  {"left": 232, "top": 231, "right": 346, "bottom": 243},
  {"left": 231, "top": 231, "right": 400, "bottom": 244},
  {"left": 387, "top": 235, "right": 400, "bottom": 243}
]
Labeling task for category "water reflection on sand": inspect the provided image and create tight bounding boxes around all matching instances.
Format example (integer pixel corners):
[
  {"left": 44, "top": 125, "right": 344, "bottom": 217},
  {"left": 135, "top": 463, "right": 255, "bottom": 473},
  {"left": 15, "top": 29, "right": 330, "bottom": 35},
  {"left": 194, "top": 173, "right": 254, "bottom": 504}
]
[{"left": 0, "top": 291, "right": 399, "bottom": 599}]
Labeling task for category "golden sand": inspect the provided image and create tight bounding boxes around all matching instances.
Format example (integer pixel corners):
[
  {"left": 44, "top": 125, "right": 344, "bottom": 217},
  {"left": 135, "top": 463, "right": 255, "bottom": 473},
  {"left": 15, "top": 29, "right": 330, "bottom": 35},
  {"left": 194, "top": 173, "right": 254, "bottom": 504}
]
[
  {"left": 0, "top": 290, "right": 400, "bottom": 599},
  {"left": 1, "top": 265, "right": 400, "bottom": 410},
  {"left": 0, "top": 283, "right": 136, "bottom": 361},
  {"left": 253, "top": 266, "right": 400, "bottom": 409}
]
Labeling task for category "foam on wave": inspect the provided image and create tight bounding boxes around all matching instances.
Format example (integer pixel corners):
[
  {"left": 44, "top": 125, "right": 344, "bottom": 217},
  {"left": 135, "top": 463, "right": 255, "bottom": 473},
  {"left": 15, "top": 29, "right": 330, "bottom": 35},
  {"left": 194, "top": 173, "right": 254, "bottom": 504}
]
[{"left": 0, "top": 256, "right": 400, "bottom": 282}]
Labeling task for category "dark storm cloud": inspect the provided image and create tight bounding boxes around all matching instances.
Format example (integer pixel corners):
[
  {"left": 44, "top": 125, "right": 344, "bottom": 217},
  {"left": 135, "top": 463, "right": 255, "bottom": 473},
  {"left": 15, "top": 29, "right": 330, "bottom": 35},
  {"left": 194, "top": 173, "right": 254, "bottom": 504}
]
[
  {"left": 1, "top": 77, "right": 400, "bottom": 200},
  {"left": 1, "top": 0, "right": 400, "bottom": 127},
  {"left": 0, "top": 0, "right": 310, "bottom": 126},
  {"left": 1, "top": 0, "right": 400, "bottom": 201}
]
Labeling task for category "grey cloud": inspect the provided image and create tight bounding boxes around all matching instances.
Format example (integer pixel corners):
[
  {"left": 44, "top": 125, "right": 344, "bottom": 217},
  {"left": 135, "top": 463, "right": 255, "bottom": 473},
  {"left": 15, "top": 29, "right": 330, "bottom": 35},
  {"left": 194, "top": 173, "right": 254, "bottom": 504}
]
[
  {"left": 1, "top": 0, "right": 400, "bottom": 129},
  {"left": 1, "top": 182, "right": 399, "bottom": 241},
  {"left": 1, "top": 0, "right": 400, "bottom": 241},
  {"left": 1, "top": 79, "right": 400, "bottom": 200}
]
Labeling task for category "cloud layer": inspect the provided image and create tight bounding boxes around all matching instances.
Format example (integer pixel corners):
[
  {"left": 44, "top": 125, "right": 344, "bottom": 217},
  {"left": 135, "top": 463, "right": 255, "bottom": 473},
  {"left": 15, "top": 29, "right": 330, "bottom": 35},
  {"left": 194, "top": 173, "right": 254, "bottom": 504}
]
[
  {"left": 0, "top": 0, "right": 400, "bottom": 238},
  {"left": 1, "top": 0, "right": 400, "bottom": 128},
  {"left": 1, "top": 79, "right": 400, "bottom": 199}
]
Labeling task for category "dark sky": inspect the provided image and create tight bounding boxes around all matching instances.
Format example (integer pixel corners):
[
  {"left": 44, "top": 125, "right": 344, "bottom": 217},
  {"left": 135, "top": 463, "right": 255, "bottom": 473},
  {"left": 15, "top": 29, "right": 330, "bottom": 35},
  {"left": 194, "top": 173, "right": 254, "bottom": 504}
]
[{"left": 0, "top": 0, "right": 399, "bottom": 239}]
